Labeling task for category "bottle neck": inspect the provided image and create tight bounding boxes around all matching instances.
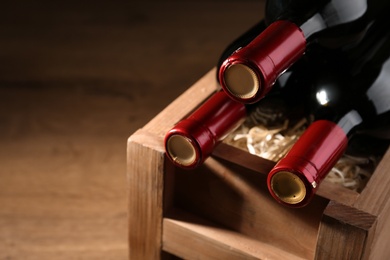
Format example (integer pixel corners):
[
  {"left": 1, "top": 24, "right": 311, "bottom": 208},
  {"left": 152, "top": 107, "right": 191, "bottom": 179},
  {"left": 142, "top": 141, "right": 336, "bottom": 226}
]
[
  {"left": 266, "top": 0, "right": 369, "bottom": 39},
  {"left": 367, "top": 66, "right": 390, "bottom": 109},
  {"left": 299, "top": 0, "right": 368, "bottom": 39},
  {"left": 336, "top": 110, "right": 363, "bottom": 135}
]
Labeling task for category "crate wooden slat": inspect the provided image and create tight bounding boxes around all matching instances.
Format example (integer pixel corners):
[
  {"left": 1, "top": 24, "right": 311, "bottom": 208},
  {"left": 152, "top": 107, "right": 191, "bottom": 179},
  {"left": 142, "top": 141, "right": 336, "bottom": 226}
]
[
  {"left": 315, "top": 201, "right": 377, "bottom": 259},
  {"left": 127, "top": 130, "right": 164, "bottom": 259},
  {"left": 127, "top": 68, "right": 390, "bottom": 259},
  {"left": 163, "top": 208, "right": 305, "bottom": 260}
]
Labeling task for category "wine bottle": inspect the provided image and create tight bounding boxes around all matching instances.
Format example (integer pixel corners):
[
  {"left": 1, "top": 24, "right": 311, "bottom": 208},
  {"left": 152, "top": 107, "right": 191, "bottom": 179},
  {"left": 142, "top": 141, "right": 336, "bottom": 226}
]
[
  {"left": 164, "top": 91, "right": 246, "bottom": 169},
  {"left": 218, "top": 0, "right": 390, "bottom": 104},
  {"left": 267, "top": 22, "right": 390, "bottom": 207}
]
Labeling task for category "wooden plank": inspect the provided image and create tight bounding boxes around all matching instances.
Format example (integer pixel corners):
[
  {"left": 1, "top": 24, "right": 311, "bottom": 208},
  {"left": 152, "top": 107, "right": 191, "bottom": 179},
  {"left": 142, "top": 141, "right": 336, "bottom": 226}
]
[
  {"left": 365, "top": 197, "right": 390, "bottom": 260},
  {"left": 127, "top": 129, "right": 166, "bottom": 259},
  {"left": 353, "top": 147, "right": 390, "bottom": 259},
  {"left": 316, "top": 181, "right": 359, "bottom": 207},
  {"left": 163, "top": 209, "right": 305, "bottom": 260},
  {"left": 316, "top": 201, "right": 377, "bottom": 260},
  {"left": 213, "top": 142, "right": 276, "bottom": 175},
  {"left": 354, "top": 147, "right": 390, "bottom": 214}
]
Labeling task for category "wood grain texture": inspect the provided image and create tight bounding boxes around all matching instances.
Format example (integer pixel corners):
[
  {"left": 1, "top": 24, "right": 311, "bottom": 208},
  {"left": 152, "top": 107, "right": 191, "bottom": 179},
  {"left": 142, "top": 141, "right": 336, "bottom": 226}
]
[
  {"left": 316, "top": 201, "right": 377, "bottom": 260},
  {"left": 0, "top": 0, "right": 266, "bottom": 259},
  {"left": 127, "top": 129, "right": 165, "bottom": 259},
  {"left": 354, "top": 148, "right": 390, "bottom": 214},
  {"left": 366, "top": 196, "right": 390, "bottom": 260},
  {"left": 0, "top": 79, "right": 130, "bottom": 259},
  {"left": 317, "top": 146, "right": 390, "bottom": 260},
  {"left": 163, "top": 209, "right": 305, "bottom": 260},
  {"left": 354, "top": 148, "right": 390, "bottom": 259}
]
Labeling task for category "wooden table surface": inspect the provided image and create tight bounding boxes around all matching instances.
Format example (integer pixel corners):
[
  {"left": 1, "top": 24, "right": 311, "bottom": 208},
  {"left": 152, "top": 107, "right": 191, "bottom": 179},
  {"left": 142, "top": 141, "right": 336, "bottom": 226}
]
[{"left": 0, "top": 1, "right": 264, "bottom": 259}]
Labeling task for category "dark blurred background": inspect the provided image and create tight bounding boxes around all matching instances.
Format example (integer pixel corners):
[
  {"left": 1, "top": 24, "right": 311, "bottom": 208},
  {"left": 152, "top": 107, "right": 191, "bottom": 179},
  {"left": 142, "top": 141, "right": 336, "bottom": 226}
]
[{"left": 0, "top": 1, "right": 264, "bottom": 259}]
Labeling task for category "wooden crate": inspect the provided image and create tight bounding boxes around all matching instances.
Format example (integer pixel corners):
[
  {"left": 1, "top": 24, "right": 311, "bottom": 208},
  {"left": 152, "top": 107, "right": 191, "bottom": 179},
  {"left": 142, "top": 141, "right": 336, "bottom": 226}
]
[{"left": 127, "top": 68, "right": 390, "bottom": 259}]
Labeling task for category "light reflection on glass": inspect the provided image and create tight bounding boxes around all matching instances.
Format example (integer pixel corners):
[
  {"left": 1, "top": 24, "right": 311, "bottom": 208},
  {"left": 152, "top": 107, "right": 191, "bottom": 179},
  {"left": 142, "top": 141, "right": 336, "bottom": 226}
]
[{"left": 316, "top": 89, "right": 329, "bottom": 105}]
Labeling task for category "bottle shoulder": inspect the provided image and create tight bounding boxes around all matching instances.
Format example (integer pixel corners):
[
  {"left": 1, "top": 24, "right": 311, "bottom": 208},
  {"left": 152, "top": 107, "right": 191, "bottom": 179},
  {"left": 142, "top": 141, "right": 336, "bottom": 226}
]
[{"left": 265, "top": 0, "right": 389, "bottom": 49}]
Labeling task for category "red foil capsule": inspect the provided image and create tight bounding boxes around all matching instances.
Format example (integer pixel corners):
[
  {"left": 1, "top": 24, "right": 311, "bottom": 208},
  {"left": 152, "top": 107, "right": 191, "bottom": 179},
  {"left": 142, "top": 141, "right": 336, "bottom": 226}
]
[
  {"left": 267, "top": 120, "right": 348, "bottom": 207},
  {"left": 218, "top": 20, "right": 306, "bottom": 104},
  {"left": 165, "top": 91, "right": 246, "bottom": 169}
]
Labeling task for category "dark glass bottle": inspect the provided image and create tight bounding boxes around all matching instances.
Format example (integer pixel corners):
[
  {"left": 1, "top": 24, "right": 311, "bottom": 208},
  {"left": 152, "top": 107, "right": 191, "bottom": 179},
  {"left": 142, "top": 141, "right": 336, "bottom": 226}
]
[
  {"left": 218, "top": 0, "right": 390, "bottom": 104},
  {"left": 267, "top": 21, "right": 390, "bottom": 208}
]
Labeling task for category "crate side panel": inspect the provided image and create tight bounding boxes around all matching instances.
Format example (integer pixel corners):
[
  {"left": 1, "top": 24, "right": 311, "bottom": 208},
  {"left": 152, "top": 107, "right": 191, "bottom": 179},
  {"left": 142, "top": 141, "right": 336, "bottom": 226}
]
[
  {"left": 127, "top": 130, "right": 165, "bottom": 259},
  {"left": 315, "top": 201, "right": 377, "bottom": 260}
]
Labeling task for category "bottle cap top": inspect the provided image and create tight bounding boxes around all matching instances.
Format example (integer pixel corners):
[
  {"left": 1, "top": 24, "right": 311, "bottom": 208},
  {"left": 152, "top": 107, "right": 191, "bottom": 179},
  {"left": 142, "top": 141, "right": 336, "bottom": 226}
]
[
  {"left": 224, "top": 64, "right": 259, "bottom": 99},
  {"left": 269, "top": 171, "right": 306, "bottom": 204},
  {"left": 166, "top": 134, "right": 197, "bottom": 167}
]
